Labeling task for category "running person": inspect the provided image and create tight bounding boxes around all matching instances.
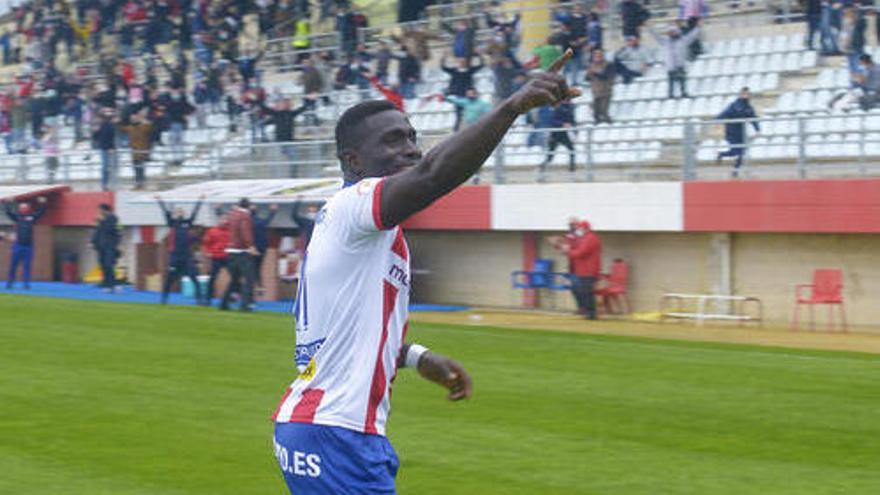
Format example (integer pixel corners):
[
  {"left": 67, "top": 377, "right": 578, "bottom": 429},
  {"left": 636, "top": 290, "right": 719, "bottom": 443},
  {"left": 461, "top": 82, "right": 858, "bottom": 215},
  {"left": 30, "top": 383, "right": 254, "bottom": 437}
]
[{"left": 271, "top": 50, "right": 579, "bottom": 493}]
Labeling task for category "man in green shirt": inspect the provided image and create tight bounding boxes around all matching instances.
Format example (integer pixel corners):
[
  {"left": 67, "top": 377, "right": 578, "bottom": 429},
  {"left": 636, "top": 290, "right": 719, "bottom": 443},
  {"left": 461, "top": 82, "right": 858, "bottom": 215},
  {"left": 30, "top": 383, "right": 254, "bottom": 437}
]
[
  {"left": 445, "top": 88, "right": 492, "bottom": 127},
  {"left": 529, "top": 37, "right": 564, "bottom": 71}
]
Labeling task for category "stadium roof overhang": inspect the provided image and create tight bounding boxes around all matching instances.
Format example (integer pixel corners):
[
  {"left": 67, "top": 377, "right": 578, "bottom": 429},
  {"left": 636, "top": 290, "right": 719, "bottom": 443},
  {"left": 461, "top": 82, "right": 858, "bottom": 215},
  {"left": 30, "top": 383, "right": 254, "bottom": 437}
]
[
  {"left": 0, "top": 185, "right": 71, "bottom": 202},
  {"left": 124, "top": 179, "right": 342, "bottom": 204}
]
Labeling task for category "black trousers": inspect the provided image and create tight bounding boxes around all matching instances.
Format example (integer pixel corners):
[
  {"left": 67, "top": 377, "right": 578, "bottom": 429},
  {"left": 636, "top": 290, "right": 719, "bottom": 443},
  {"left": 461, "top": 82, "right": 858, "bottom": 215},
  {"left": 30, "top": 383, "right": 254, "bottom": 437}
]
[
  {"left": 162, "top": 255, "right": 201, "bottom": 303},
  {"left": 206, "top": 258, "right": 229, "bottom": 300},
  {"left": 668, "top": 68, "right": 688, "bottom": 98},
  {"left": 254, "top": 251, "right": 266, "bottom": 285},
  {"left": 98, "top": 248, "right": 118, "bottom": 288},
  {"left": 222, "top": 253, "right": 256, "bottom": 310},
  {"left": 545, "top": 131, "right": 575, "bottom": 170},
  {"left": 573, "top": 275, "right": 597, "bottom": 319}
]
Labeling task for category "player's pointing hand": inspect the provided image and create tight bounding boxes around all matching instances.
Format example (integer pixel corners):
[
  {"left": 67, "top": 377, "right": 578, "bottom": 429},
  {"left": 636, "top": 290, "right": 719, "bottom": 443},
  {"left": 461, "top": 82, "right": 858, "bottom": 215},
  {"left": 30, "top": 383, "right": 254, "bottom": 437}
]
[{"left": 507, "top": 48, "right": 582, "bottom": 115}]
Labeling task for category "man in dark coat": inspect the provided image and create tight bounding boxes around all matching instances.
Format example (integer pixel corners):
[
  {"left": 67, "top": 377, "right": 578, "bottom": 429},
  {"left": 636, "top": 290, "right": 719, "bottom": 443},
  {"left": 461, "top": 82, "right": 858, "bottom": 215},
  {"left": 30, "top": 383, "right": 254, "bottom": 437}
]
[
  {"left": 620, "top": 0, "right": 651, "bottom": 38},
  {"left": 250, "top": 203, "right": 278, "bottom": 288},
  {"left": 716, "top": 87, "right": 760, "bottom": 177},
  {"left": 91, "top": 203, "right": 120, "bottom": 292}
]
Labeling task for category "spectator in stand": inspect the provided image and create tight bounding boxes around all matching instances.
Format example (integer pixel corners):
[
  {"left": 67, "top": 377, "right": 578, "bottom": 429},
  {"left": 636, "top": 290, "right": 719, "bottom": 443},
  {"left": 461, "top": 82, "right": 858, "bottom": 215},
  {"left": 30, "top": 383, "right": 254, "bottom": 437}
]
[
  {"left": 527, "top": 37, "right": 563, "bottom": 71},
  {"left": 335, "top": 3, "right": 358, "bottom": 56},
  {"left": 392, "top": 45, "right": 421, "bottom": 99},
  {"left": 163, "top": 86, "right": 195, "bottom": 166},
  {"left": 203, "top": 213, "right": 231, "bottom": 305},
  {"left": 555, "top": 4, "right": 589, "bottom": 86},
  {"left": 263, "top": 96, "right": 313, "bottom": 172},
  {"left": 193, "top": 79, "right": 210, "bottom": 128},
  {"left": 614, "top": 35, "right": 651, "bottom": 84},
  {"left": 444, "top": 88, "right": 492, "bottom": 128},
  {"left": 238, "top": 48, "right": 266, "bottom": 88},
  {"left": 373, "top": 40, "right": 393, "bottom": 85},
  {"left": 363, "top": 68, "right": 404, "bottom": 111},
  {"left": 2, "top": 195, "right": 47, "bottom": 290},
  {"left": 92, "top": 109, "right": 117, "bottom": 191},
  {"left": 156, "top": 194, "right": 205, "bottom": 305},
  {"left": 118, "top": 107, "right": 154, "bottom": 190},
  {"left": 442, "top": 54, "right": 484, "bottom": 131},
  {"left": 805, "top": 0, "right": 823, "bottom": 50},
  {"left": 586, "top": 49, "right": 615, "bottom": 124},
  {"left": 485, "top": 9, "right": 521, "bottom": 53},
  {"left": 41, "top": 123, "right": 60, "bottom": 183},
  {"left": 840, "top": 6, "right": 867, "bottom": 80},
  {"left": 855, "top": 54, "right": 880, "bottom": 109},
  {"left": 10, "top": 94, "right": 27, "bottom": 153},
  {"left": 620, "top": 0, "right": 651, "bottom": 38},
  {"left": 716, "top": 87, "right": 760, "bottom": 178},
  {"left": 647, "top": 19, "right": 701, "bottom": 98},
  {"left": 541, "top": 100, "right": 576, "bottom": 172},
  {"left": 492, "top": 55, "right": 524, "bottom": 101},
  {"left": 222, "top": 197, "right": 257, "bottom": 312},
  {"left": 251, "top": 203, "right": 278, "bottom": 289},
  {"left": 444, "top": 19, "right": 476, "bottom": 61},
  {"left": 820, "top": 0, "right": 842, "bottom": 55},
  {"left": 91, "top": 203, "right": 120, "bottom": 293}
]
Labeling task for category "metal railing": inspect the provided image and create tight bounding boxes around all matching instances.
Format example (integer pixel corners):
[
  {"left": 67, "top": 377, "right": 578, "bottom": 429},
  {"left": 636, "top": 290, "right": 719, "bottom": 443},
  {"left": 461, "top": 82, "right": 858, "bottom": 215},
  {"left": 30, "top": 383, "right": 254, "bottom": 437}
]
[{"left": 3, "top": 111, "right": 880, "bottom": 188}]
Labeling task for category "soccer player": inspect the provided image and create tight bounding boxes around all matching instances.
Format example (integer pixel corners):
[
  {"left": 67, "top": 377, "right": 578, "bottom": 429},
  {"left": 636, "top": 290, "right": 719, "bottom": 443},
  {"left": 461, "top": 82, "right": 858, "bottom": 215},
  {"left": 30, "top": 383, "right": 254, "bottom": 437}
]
[
  {"left": 271, "top": 50, "right": 578, "bottom": 493},
  {"left": 155, "top": 194, "right": 205, "bottom": 305},
  {"left": 2, "top": 195, "right": 48, "bottom": 290}
]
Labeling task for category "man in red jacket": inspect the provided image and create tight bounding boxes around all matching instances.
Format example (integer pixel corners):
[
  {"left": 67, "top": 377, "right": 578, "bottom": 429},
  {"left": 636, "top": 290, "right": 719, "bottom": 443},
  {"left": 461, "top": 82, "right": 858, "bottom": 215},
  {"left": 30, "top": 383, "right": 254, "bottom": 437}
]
[
  {"left": 221, "top": 198, "right": 257, "bottom": 312},
  {"left": 202, "top": 214, "right": 231, "bottom": 306},
  {"left": 564, "top": 220, "right": 602, "bottom": 320}
]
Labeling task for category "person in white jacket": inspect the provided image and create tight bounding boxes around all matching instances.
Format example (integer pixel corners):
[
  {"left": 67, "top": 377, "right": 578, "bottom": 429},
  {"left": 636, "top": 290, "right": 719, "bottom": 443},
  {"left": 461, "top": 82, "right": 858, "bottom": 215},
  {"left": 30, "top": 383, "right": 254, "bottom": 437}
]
[{"left": 647, "top": 19, "right": 701, "bottom": 98}]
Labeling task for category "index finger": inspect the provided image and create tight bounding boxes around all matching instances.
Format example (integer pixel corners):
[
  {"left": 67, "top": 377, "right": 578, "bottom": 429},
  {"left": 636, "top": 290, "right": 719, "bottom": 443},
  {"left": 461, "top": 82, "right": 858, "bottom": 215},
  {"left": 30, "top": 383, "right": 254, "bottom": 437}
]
[{"left": 547, "top": 48, "right": 573, "bottom": 74}]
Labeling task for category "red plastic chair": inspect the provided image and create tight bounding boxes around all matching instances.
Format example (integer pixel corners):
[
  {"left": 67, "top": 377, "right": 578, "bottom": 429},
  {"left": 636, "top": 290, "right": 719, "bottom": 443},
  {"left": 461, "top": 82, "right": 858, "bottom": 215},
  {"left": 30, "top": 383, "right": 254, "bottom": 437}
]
[
  {"left": 792, "top": 269, "right": 847, "bottom": 331},
  {"left": 595, "top": 259, "right": 631, "bottom": 315}
]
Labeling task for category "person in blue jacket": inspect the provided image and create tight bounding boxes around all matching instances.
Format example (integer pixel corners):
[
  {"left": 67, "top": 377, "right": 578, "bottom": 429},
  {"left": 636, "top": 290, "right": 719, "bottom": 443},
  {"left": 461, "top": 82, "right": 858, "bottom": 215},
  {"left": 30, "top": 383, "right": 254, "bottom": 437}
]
[
  {"left": 250, "top": 203, "right": 278, "bottom": 288},
  {"left": 156, "top": 194, "right": 205, "bottom": 304},
  {"left": 3, "top": 196, "right": 48, "bottom": 289},
  {"left": 716, "top": 87, "right": 760, "bottom": 178},
  {"left": 91, "top": 203, "right": 120, "bottom": 292}
]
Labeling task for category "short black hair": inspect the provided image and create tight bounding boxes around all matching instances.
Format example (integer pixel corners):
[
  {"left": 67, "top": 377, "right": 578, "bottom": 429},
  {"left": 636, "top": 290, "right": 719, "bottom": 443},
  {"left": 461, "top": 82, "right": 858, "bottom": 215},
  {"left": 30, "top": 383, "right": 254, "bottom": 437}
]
[
  {"left": 860, "top": 53, "right": 873, "bottom": 64},
  {"left": 335, "top": 100, "right": 398, "bottom": 158},
  {"left": 98, "top": 203, "right": 112, "bottom": 212},
  {"left": 239, "top": 197, "right": 251, "bottom": 208}
]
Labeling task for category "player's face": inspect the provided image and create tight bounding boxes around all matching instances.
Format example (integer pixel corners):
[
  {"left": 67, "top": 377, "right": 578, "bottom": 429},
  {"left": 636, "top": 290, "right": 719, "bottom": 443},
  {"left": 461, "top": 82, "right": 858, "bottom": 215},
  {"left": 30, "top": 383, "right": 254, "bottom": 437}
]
[{"left": 356, "top": 110, "right": 422, "bottom": 178}]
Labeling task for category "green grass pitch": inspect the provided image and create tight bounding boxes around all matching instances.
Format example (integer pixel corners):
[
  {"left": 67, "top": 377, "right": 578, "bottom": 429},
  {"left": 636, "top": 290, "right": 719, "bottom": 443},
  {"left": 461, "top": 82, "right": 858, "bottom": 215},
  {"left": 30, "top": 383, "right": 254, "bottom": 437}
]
[{"left": 1, "top": 295, "right": 878, "bottom": 494}]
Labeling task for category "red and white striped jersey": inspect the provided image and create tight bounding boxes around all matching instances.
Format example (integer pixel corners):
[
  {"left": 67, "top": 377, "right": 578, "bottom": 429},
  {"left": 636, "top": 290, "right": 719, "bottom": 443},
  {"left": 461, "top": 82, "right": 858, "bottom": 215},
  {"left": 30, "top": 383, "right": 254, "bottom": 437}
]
[{"left": 273, "top": 178, "right": 410, "bottom": 436}]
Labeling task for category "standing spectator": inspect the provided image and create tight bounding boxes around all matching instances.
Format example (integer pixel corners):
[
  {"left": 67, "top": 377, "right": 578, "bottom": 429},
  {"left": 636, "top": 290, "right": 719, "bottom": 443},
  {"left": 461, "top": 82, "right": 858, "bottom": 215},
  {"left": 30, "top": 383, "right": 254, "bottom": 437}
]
[
  {"left": 222, "top": 197, "right": 257, "bottom": 312},
  {"left": 441, "top": 54, "right": 484, "bottom": 130},
  {"left": 840, "top": 6, "right": 866, "bottom": 79},
  {"left": 648, "top": 19, "right": 701, "bottom": 98},
  {"left": 335, "top": 4, "right": 357, "bottom": 56},
  {"left": 445, "top": 88, "right": 492, "bottom": 128},
  {"left": 614, "top": 36, "right": 651, "bottom": 84},
  {"left": 156, "top": 194, "right": 205, "bottom": 305},
  {"left": 855, "top": 54, "right": 880, "bottom": 109},
  {"left": 92, "top": 109, "right": 117, "bottom": 191},
  {"left": 444, "top": 19, "right": 475, "bottom": 61},
  {"left": 163, "top": 86, "right": 195, "bottom": 165},
  {"left": 193, "top": 79, "right": 210, "bottom": 128},
  {"left": 620, "top": 0, "right": 651, "bottom": 38},
  {"left": 527, "top": 37, "right": 563, "bottom": 71},
  {"left": 555, "top": 4, "right": 589, "bottom": 85},
  {"left": 392, "top": 45, "right": 421, "bottom": 99},
  {"left": 251, "top": 203, "right": 278, "bottom": 290},
  {"left": 492, "top": 56, "right": 523, "bottom": 101},
  {"left": 91, "top": 203, "right": 120, "bottom": 292},
  {"left": 202, "top": 214, "right": 230, "bottom": 305},
  {"left": 238, "top": 48, "right": 266, "bottom": 88},
  {"left": 805, "top": 0, "right": 822, "bottom": 50},
  {"left": 541, "top": 101, "right": 576, "bottom": 172},
  {"left": 716, "top": 87, "right": 760, "bottom": 178},
  {"left": 820, "top": 0, "right": 842, "bottom": 55},
  {"left": 41, "top": 124, "right": 60, "bottom": 183},
  {"left": 586, "top": 49, "right": 615, "bottom": 124},
  {"left": 374, "top": 40, "right": 392, "bottom": 84},
  {"left": 118, "top": 108, "right": 154, "bottom": 190},
  {"left": 565, "top": 220, "right": 602, "bottom": 320},
  {"left": 263, "top": 96, "right": 312, "bottom": 172},
  {"left": 2, "top": 196, "right": 47, "bottom": 290}
]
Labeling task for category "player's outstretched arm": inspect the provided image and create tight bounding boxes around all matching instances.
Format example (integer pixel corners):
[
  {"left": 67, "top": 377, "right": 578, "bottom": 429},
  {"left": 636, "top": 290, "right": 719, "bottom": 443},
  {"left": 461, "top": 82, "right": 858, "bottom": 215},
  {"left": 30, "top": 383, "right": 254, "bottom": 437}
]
[{"left": 380, "top": 49, "right": 580, "bottom": 228}]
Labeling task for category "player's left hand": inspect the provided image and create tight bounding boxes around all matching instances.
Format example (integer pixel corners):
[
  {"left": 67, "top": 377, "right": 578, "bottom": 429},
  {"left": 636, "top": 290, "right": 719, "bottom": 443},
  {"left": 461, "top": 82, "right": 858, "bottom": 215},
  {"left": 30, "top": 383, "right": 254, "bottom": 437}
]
[{"left": 418, "top": 352, "right": 473, "bottom": 401}]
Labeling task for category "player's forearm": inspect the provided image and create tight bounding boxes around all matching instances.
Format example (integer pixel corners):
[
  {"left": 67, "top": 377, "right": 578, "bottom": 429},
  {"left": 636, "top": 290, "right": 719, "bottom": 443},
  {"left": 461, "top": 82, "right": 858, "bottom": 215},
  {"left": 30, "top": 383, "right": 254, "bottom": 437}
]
[{"left": 413, "top": 100, "right": 517, "bottom": 197}]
